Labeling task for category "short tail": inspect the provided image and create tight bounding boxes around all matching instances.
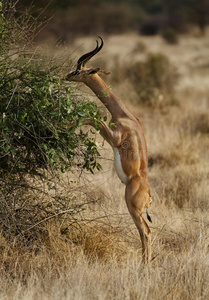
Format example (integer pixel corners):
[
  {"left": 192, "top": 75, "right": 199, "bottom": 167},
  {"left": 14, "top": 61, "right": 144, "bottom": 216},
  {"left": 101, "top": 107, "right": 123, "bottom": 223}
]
[{"left": 146, "top": 208, "right": 152, "bottom": 223}]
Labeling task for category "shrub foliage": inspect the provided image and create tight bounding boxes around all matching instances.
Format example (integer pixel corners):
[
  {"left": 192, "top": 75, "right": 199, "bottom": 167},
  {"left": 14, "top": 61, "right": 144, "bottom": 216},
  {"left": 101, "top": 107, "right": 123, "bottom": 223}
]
[
  {"left": 0, "top": 2, "right": 102, "bottom": 177},
  {"left": 0, "top": 1, "right": 102, "bottom": 243}
]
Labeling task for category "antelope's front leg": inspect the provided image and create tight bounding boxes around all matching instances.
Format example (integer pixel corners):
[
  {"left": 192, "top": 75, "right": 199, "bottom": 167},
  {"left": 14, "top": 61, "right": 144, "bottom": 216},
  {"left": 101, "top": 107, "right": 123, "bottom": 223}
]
[
  {"left": 97, "top": 121, "right": 116, "bottom": 146},
  {"left": 77, "top": 119, "right": 115, "bottom": 146}
]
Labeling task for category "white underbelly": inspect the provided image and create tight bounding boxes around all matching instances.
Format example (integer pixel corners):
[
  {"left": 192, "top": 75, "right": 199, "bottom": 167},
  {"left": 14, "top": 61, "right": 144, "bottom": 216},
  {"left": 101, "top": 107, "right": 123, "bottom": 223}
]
[{"left": 113, "top": 147, "right": 129, "bottom": 185}]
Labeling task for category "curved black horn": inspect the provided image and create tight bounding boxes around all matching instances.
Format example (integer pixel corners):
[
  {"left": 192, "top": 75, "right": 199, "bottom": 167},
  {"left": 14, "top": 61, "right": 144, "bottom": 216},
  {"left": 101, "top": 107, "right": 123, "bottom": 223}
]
[
  {"left": 97, "top": 36, "right": 104, "bottom": 53},
  {"left": 76, "top": 37, "right": 104, "bottom": 71}
]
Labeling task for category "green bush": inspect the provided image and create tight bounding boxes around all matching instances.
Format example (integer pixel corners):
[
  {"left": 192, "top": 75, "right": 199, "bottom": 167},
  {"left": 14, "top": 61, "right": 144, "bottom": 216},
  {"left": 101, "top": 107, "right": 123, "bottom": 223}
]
[
  {"left": 0, "top": 1, "right": 102, "bottom": 244},
  {"left": 0, "top": 2, "right": 102, "bottom": 177}
]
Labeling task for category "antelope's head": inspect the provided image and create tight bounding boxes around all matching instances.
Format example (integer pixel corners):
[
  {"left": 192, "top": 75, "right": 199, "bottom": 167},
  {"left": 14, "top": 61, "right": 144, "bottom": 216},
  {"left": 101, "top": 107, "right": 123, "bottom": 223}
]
[{"left": 66, "top": 36, "right": 109, "bottom": 82}]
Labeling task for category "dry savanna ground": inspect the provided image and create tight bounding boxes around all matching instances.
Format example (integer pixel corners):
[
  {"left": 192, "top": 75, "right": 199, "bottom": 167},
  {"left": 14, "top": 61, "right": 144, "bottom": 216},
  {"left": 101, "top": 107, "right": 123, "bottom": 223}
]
[{"left": 0, "top": 31, "right": 209, "bottom": 299}]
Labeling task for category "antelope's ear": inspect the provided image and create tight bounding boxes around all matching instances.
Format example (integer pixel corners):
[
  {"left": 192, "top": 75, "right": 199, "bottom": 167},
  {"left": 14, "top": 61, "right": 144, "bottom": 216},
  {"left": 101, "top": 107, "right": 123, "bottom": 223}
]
[
  {"left": 88, "top": 68, "right": 111, "bottom": 77},
  {"left": 88, "top": 68, "right": 110, "bottom": 76},
  {"left": 66, "top": 68, "right": 100, "bottom": 81},
  {"left": 98, "top": 70, "right": 111, "bottom": 76},
  {"left": 87, "top": 67, "right": 100, "bottom": 75}
]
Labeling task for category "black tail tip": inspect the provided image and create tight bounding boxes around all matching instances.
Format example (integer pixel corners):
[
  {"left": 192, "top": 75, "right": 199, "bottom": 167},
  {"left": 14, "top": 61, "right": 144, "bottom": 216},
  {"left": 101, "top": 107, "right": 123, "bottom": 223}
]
[{"left": 146, "top": 211, "right": 152, "bottom": 223}]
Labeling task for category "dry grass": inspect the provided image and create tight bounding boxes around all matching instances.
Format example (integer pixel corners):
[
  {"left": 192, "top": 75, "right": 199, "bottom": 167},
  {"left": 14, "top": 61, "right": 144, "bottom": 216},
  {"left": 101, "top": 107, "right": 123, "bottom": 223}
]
[
  {"left": 0, "top": 218, "right": 208, "bottom": 300},
  {"left": 1, "top": 31, "right": 209, "bottom": 299}
]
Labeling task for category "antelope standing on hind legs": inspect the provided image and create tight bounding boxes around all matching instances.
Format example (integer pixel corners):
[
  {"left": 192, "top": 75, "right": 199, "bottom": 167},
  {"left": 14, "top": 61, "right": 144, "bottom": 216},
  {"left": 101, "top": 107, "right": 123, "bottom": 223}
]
[{"left": 66, "top": 37, "right": 152, "bottom": 263}]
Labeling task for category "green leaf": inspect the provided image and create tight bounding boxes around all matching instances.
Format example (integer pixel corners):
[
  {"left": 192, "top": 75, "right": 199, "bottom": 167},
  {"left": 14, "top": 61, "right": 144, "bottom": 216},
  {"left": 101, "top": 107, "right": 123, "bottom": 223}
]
[
  {"left": 77, "top": 119, "right": 82, "bottom": 127},
  {"left": 78, "top": 111, "right": 86, "bottom": 117}
]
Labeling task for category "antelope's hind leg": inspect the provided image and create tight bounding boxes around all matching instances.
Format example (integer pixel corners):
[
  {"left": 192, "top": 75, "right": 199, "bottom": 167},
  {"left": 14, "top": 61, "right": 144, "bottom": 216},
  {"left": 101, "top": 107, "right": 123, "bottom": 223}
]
[{"left": 125, "top": 179, "right": 151, "bottom": 263}]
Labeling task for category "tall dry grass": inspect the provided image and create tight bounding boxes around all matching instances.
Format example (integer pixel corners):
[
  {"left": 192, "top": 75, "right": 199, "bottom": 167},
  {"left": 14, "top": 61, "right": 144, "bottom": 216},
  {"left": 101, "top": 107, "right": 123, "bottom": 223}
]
[{"left": 1, "top": 31, "right": 209, "bottom": 299}]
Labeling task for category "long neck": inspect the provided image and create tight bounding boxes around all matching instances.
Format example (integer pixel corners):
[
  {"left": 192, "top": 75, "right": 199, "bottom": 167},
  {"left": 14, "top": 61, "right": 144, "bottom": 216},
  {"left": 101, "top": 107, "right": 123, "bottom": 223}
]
[{"left": 83, "top": 74, "right": 130, "bottom": 119}]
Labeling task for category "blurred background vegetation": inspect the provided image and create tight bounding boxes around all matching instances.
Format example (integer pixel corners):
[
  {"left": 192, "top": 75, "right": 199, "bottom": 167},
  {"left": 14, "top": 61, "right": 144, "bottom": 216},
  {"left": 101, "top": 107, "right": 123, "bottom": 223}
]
[{"left": 16, "top": 0, "right": 209, "bottom": 42}]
